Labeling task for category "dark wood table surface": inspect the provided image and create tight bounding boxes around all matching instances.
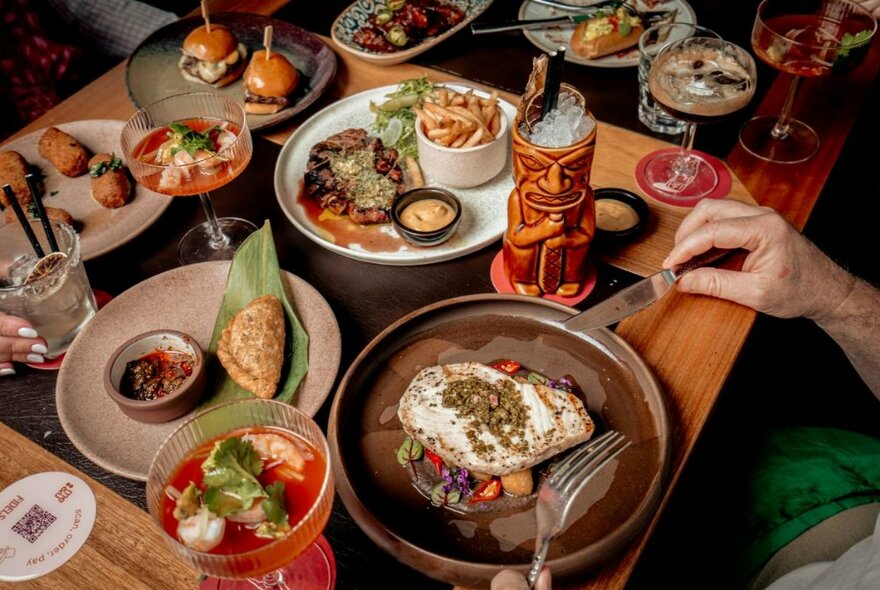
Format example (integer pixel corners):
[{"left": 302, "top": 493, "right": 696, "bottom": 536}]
[{"left": 2, "top": 0, "right": 878, "bottom": 588}]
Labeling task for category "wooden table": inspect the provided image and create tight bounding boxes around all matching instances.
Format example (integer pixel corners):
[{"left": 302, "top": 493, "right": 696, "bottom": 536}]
[{"left": 2, "top": 1, "right": 877, "bottom": 588}]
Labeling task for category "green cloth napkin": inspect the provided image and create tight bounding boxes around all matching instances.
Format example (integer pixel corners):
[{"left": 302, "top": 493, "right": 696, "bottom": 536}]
[{"left": 739, "top": 427, "right": 880, "bottom": 582}]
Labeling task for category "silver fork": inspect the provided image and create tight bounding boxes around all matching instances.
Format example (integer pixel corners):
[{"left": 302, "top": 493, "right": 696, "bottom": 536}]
[{"left": 526, "top": 430, "right": 631, "bottom": 589}]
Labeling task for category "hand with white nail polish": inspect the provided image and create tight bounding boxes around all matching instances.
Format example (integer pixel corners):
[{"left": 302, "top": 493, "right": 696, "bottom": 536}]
[
  {"left": 665, "top": 199, "right": 880, "bottom": 398},
  {"left": 0, "top": 311, "right": 49, "bottom": 371}
]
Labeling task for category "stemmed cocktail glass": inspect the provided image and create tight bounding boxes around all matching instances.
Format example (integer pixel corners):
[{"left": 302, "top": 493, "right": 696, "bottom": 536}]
[
  {"left": 639, "top": 37, "right": 757, "bottom": 202},
  {"left": 739, "top": 0, "right": 876, "bottom": 163},
  {"left": 146, "top": 399, "right": 335, "bottom": 589},
  {"left": 122, "top": 93, "right": 255, "bottom": 265}
]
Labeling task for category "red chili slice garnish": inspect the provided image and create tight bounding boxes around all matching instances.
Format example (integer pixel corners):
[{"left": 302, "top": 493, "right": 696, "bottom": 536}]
[
  {"left": 424, "top": 448, "right": 444, "bottom": 475},
  {"left": 490, "top": 360, "right": 521, "bottom": 375},
  {"left": 469, "top": 479, "right": 502, "bottom": 505}
]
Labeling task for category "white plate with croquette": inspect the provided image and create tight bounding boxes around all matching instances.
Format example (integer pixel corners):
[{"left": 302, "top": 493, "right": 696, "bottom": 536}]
[{"left": 0, "top": 120, "right": 171, "bottom": 260}]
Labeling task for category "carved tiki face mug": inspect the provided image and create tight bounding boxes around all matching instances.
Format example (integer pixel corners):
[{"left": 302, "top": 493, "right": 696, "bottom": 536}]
[{"left": 502, "top": 88, "right": 597, "bottom": 297}]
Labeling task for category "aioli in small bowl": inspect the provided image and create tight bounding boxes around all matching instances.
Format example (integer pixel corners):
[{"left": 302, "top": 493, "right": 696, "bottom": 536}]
[{"left": 391, "top": 188, "right": 462, "bottom": 247}]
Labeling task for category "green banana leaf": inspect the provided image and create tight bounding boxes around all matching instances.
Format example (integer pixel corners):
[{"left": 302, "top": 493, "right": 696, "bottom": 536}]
[{"left": 199, "top": 221, "right": 309, "bottom": 408}]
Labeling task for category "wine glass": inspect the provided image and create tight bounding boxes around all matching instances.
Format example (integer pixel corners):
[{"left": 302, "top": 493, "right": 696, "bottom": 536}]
[
  {"left": 121, "top": 93, "right": 255, "bottom": 265},
  {"left": 146, "top": 399, "right": 335, "bottom": 589},
  {"left": 739, "top": 0, "right": 876, "bottom": 163},
  {"left": 639, "top": 37, "right": 757, "bottom": 202}
]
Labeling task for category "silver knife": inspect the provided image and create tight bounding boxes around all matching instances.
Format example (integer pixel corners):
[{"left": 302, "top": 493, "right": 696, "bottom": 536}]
[
  {"left": 564, "top": 248, "right": 734, "bottom": 332},
  {"left": 471, "top": 14, "right": 591, "bottom": 35}
]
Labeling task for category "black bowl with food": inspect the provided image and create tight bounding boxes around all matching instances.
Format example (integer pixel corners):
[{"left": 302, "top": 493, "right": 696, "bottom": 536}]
[
  {"left": 104, "top": 329, "right": 205, "bottom": 423},
  {"left": 594, "top": 188, "right": 650, "bottom": 243},
  {"left": 391, "top": 187, "right": 462, "bottom": 247}
]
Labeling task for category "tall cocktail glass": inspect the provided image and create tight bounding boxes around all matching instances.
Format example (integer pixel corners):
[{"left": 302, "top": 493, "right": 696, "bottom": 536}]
[
  {"left": 739, "top": 0, "right": 875, "bottom": 163},
  {"left": 639, "top": 37, "right": 756, "bottom": 202},
  {"left": 0, "top": 219, "right": 96, "bottom": 358},
  {"left": 121, "top": 93, "right": 255, "bottom": 265},
  {"left": 146, "top": 398, "right": 335, "bottom": 589}
]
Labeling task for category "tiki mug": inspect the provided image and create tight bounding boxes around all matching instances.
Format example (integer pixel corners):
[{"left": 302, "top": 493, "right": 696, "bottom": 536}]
[{"left": 502, "top": 90, "right": 597, "bottom": 297}]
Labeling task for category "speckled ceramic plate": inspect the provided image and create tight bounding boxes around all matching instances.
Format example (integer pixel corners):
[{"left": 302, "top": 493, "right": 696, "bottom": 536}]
[
  {"left": 126, "top": 13, "right": 337, "bottom": 131},
  {"left": 518, "top": 0, "right": 696, "bottom": 67},
  {"left": 0, "top": 120, "right": 170, "bottom": 261},
  {"left": 56, "top": 261, "right": 341, "bottom": 481},
  {"left": 274, "top": 84, "right": 514, "bottom": 266},
  {"left": 332, "top": 0, "right": 494, "bottom": 66},
  {"left": 329, "top": 294, "right": 670, "bottom": 587}
]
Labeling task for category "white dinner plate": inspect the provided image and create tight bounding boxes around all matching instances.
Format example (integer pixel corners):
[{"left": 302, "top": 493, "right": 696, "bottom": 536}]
[
  {"left": 274, "top": 84, "right": 515, "bottom": 266},
  {"left": 0, "top": 120, "right": 171, "bottom": 260},
  {"left": 56, "top": 261, "right": 342, "bottom": 481},
  {"left": 518, "top": 0, "right": 697, "bottom": 68}
]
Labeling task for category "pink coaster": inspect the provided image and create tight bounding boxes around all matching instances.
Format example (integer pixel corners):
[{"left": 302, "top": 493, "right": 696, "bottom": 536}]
[
  {"left": 198, "top": 534, "right": 336, "bottom": 590},
  {"left": 490, "top": 250, "right": 596, "bottom": 306},
  {"left": 27, "top": 289, "right": 113, "bottom": 371},
  {"left": 635, "top": 148, "right": 733, "bottom": 207}
]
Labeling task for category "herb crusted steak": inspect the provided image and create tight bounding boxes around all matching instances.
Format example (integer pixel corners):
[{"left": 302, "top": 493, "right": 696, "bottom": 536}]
[{"left": 303, "top": 128, "right": 405, "bottom": 225}]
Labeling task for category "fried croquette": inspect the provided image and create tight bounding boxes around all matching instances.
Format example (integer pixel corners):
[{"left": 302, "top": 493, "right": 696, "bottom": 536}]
[
  {"left": 39, "top": 127, "right": 89, "bottom": 177},
  {"left": 88, "top": 153, "right": 130, "bottom": 208},
  {"left": 4, "top": 205, "right": 75, "bottom": 227},
  {"left": 0, "top": 150, "right": 32, "bottom": 208}
]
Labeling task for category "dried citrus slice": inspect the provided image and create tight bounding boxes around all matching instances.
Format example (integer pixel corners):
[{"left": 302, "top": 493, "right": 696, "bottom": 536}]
[{"left": 25, "top": 252, "right": 67, "bottom": 285}]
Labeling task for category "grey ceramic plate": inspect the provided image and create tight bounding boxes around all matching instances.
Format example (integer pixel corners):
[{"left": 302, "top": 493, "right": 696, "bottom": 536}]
[
  {"left": 126, "top": 13, "right": 337, "bottom": 131},
  {"left": 329, "top": 294, "right": 670, "bottom": 587},
  {"left": 0, "top": 120, "right": 171, "bottom": 261},
  {"left": 56, "top": 261, "right": 341, "bottom": 481},
  {"left": 332, "top": 0, "right": 494, "bottom": 66},
  {"left": 518, "top": 0, "right": 696, "bottom": 67}
]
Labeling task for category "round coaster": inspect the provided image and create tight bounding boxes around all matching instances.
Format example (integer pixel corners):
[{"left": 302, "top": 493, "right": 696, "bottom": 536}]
[
  {"left": 0, "top": 472, "right": 97, "bottom": 582},
  {"left": 490, "top": 249, "right": 596, "bottom": 306},
  {"left": 198, "top": 534, "right": 336, "bottom": 590},
  {"left": 634, "top": 148, "right": 733, "bottom": 207},
  {"left": 27, "top": 289, "right": 113, "bottom": 371}
]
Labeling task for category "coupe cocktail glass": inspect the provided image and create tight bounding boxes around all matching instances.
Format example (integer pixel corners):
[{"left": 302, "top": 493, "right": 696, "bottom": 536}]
[
  {"left": 639, "top": 37, "right": 756, "bottom": 202},
  {"left": 121, "top": 93, "right": 255, "bottom": 265},
  {"left": 739, "top": 0, "right": 876, "bottom": 163},
  {"left": 146, "top": 399, "right": 335, "bottom": 589}
]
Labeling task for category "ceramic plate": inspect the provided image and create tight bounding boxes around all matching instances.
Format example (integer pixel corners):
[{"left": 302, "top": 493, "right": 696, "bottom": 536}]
[
  {"left": 518, "top": 0, "right": 697, "bottom": 67},
  {"left": 332, "top": 0, "right": 494, "bottom": 66},
  {"left": 274, "top": 84, "right": 514, "bottom": 266},
  {"left": 329, "top": 295, "right": 671, "bottom": 587},
  {"left": 0, "top": 120, "right": 170, "bottom": 261},
  {"left": 126, "top": 13, "right": 337, "bottom": 131},
  {"left": 56, "top": 261, "right": 341, "bottom": 481}
]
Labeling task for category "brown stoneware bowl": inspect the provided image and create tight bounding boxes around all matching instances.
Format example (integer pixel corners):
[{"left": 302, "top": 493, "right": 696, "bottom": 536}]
[
  {"left": 104, "top": 330, "right": 205, "bottom": 423},
  {"left": 328, "top": 294, "right": 671, "bottom": 588}
]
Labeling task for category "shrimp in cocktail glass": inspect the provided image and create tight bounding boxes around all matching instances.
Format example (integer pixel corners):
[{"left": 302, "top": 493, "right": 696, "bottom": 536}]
[
  {"left": 146, "top": 398, "right": 335, "bottom": 589},
  {"left": 122, "top": 92, "right": 255, "bottom": 265}
]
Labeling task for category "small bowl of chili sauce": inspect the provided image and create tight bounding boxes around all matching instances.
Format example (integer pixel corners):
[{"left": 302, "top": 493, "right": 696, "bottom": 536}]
[{"left": 104, "top": 330, "right": 205, "bottom": 423}]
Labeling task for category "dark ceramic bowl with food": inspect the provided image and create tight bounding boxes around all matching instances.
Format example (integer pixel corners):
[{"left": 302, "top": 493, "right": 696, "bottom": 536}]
[
  {"left": 594, "top": 188, "right": 650, "bottom": 243},
  {"left": 391, "top": 187, "right": 462, "bottom": 247},
  {"left": 104, "top": 330, "right": 205, "bottom": 423}
]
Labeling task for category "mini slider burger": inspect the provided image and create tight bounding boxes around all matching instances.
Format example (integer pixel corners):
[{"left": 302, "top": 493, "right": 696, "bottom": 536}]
[
  {"left": 178, "top": 24, "right": 247, "bottom": 87},
  {"left": 242, "top": 50, "right": 299, "bottom": 115}
]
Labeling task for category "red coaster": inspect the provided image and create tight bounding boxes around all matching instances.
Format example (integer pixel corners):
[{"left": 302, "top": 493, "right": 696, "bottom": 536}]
[
  {"left": 26, "top": 289, "right": 113, "bottom": 371},
  {"left": 198, "top": 534, "right": 336, "bottom": 590},
  {"left": 635, "top": 148, "right": 733, "bottom": 207},
  {"left": 490, "top": 249, "right": 596, "bottom": 306}
]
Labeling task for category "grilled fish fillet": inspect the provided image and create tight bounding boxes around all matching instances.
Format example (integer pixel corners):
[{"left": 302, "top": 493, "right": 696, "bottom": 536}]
[{"left": 398, "top": 362, "right": 594, "bottom": 476}]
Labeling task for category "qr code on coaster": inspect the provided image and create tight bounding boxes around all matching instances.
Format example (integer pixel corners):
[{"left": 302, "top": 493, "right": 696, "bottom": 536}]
[{"left": 12, "top": 504, "right": 57, "bottom": 544}]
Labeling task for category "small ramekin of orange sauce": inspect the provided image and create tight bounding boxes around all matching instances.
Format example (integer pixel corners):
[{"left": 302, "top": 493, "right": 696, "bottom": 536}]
[
  {"left": 594, "top": 188, "right": 650, "bottom": 243},
  {"left": 391, "top": 187, "right": 462, "bottom": 247}
]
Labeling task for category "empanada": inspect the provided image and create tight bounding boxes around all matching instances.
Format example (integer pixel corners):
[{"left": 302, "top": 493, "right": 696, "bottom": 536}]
[{"left": 217, "top": 294, "right": 285, "bottom": 399}]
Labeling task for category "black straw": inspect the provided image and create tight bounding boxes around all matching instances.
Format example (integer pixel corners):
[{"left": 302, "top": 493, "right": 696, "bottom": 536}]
[
  {"left": 3, "top": 184, "right": 45, "bottom": 258},
  {"left": 542, "top": 46, "right": 566, "bottom": 119},
  {"left": 24, "top": 174, "right": 59, "bottom": 253}
]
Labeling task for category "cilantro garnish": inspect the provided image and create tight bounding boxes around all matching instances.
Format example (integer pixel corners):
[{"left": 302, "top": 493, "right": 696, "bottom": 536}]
[
  {"left": 835, "top": 29, "right": 873, "bottom": 64},
  {"left": 88, "top": 155, "right": 124, "bottom": 178},
  {"left": 167, "top": 122, "right": 219, "bottom": 157},
  {"left": 201, "top": 437, "right": 266, "bottom": 514},
  {"left": 261, "top": 481, "right": 288, "bottom": 525}
]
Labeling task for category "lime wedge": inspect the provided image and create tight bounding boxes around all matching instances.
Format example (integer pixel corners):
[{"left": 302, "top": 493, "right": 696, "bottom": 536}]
[
  {"left": 25, "top": 252, "right": 67, "bottom": 284},
  {"left": 379, "top": 118, "right": 403, "bottom": 147}
]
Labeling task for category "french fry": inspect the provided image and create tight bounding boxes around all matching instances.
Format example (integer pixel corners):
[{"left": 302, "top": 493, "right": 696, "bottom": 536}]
[
  {"left": 462, "top": 127, "right": 484, "bottom": 148},
  {"left": 488, "top": 110, "right": 501, "bottom": 136},
  {"left": 421, "top": 87, "right": 503, "bottom": 149},
  {"left": 427, "top": 128, "right": 450, "bottom": 139}
]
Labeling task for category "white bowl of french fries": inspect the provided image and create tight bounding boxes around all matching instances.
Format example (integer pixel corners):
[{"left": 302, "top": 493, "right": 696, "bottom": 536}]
[{"left": 414, "top": 85, "right": 509, "bottom": 189}]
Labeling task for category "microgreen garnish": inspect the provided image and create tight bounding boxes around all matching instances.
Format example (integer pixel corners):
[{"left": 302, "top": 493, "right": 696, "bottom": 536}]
[
  {"left": 88, "top": 155, "right": 123, "bottom": 177},
  {"left": 167, "top": 122, "right": 219, "bottom": 157}
]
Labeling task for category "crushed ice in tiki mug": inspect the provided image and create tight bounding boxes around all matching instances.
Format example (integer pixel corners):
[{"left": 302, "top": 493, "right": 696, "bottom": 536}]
[{"left": 503, "top": 81, "right": 598, "bottom": 298}]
